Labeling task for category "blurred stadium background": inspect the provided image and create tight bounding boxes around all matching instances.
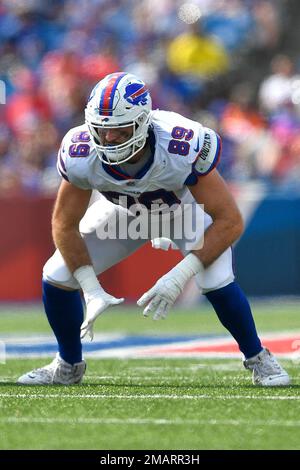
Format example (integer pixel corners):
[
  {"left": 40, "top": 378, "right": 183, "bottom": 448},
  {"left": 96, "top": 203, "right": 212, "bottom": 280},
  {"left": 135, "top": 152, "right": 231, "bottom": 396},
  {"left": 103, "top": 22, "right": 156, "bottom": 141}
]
[{"left": 1, "top": 0, "right": 300, "bottom": 452}]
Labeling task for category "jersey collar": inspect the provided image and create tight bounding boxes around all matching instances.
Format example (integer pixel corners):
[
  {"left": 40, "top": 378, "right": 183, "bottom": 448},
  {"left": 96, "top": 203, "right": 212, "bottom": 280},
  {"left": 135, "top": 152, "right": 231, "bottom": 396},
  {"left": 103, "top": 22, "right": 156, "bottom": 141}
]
[{"left": 101, "top": 129, "right": 156, "bottom": 181}]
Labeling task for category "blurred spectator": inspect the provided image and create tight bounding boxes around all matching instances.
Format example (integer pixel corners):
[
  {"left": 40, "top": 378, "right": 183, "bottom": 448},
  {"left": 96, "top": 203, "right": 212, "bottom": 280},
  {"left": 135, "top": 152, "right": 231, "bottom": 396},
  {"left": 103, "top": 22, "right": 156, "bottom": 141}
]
[
  {"left": 167, "top": 23, "right": 230, "bottom": 79},
  {"left": 259, "top": 55, "right": 297, "bottom": 115},
  {"left": 201, "top": 0, "right": 254, "bottom": 52},
  {"left": 219, "top": 82, "right": 281, "bottom": 181},
  {"left": 252, "top": 0, "right": 282, "bottom": 51}
]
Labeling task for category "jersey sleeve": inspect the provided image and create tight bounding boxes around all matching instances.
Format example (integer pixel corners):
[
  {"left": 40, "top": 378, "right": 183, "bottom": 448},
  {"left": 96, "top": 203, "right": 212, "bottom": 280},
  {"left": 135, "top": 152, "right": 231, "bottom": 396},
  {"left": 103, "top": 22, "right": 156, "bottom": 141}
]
[
  {"left": 192, "top": 127, "right": 222, "bottom": 176},
  {"left": 56, "top": 128, "right": 94, "bottom": 190},
  {"left": 183, "top": 127, "right": 222, "bottom": 186},
  {"left": 57, "top": 134, "right": 70, "bottom": 182}
]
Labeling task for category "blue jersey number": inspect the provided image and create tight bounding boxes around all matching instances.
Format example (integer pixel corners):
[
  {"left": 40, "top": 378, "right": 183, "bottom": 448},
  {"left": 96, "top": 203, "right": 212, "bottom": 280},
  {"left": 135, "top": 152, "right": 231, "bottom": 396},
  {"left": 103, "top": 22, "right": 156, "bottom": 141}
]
[
  {"left": 69, "top": 131, "right": 90, "bottom": 157},
  {"left": 168, "top": 126, "right": 193, "bottom": 156},
  {"left": 102, "top": 189, "right": 181, "bottom": 210}
]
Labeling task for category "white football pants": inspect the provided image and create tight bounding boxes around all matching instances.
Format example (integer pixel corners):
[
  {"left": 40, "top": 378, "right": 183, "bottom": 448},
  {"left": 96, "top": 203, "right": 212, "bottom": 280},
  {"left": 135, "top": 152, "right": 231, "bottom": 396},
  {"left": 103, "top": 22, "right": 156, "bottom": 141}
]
[{"left": 43, "top": 196, "right": 234, "bottom": 293}]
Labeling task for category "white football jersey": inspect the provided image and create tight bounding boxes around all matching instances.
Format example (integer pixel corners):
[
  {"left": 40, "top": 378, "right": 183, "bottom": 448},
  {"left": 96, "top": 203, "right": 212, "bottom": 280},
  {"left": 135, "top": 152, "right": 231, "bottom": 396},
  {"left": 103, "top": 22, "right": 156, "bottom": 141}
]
[{"left": 57, "top": 110, "right": 221, "bottom": 211}]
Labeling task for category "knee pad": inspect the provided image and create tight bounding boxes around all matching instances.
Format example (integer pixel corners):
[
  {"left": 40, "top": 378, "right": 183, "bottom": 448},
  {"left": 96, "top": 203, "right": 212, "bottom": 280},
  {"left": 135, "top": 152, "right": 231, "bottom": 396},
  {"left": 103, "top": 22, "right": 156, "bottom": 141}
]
[
  {"left": 43, "top": 251, "right": 80, "bottom": 290},
  {"left": 195, "top": 247, "right": 235, "bottom": 294}
]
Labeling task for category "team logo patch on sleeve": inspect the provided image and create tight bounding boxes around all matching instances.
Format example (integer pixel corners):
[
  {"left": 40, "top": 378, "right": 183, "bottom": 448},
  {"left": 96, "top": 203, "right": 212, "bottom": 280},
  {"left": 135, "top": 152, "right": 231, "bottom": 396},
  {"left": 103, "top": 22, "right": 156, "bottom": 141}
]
[
  {"left": 199, "top": 132, "right": 211, "bottom": 161},
  {"left": 193, "top": 129, "right": 221, "bottom": 175}
]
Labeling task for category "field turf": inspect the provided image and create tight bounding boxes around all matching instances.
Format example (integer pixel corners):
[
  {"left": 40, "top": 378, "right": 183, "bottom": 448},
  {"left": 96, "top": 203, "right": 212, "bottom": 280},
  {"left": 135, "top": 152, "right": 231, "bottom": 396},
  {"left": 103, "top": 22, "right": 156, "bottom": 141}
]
[{"left": 0, "top": 301, "right": 299, "bottom": 450}]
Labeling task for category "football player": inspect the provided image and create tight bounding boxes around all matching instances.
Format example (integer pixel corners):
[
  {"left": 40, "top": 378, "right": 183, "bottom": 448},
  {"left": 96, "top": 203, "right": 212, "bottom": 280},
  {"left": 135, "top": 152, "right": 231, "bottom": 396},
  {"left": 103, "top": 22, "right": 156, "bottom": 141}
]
[{"left": 17, "top": 72, "right": 289, "bottom": 386}]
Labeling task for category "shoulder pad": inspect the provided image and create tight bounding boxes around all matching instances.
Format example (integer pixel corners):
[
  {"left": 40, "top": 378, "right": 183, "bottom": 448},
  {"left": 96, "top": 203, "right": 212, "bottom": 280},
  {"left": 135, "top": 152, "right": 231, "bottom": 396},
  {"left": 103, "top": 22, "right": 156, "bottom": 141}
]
[{"left": 56, "top": 126, "right": 94, "bottom": 189}]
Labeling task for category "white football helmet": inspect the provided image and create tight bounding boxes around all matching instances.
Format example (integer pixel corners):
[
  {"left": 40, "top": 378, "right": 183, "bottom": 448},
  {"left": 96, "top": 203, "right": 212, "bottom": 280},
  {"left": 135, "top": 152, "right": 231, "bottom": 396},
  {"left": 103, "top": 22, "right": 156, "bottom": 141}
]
[{"left": 85, "top": 72, "right": 152, "bottom": 165}]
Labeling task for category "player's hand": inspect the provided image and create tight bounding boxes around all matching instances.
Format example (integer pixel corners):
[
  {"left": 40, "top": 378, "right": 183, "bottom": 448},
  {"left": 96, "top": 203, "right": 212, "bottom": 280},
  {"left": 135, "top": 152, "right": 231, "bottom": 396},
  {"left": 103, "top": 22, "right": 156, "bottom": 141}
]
[
  {"left": 137, "top": 274, "right": 183, "bottom": 320},
  {"left": 73, "top": 266, "right": 124, "bottom": 341},
  {"left": 81, "top": 292, "right": 124, "bottom": 340},
  {"left": 137, "top": 253, "right": 203, "bottom": 320},
  {"left": 151, "top": 237, "right": 178, "bottom": 251}
]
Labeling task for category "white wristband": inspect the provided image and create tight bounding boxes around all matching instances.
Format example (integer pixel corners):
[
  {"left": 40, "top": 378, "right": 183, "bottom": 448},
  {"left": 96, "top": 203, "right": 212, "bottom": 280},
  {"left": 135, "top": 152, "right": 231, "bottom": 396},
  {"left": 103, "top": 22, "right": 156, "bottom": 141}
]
[
  {"left": 180, "top": 253, "right": 204, "bottom": 276},
  {"left": 73, "top": 265, "right": 104, "bottom": 298},
  {"left": 172, "top": 253, "right": 204, "bottom": 285}
]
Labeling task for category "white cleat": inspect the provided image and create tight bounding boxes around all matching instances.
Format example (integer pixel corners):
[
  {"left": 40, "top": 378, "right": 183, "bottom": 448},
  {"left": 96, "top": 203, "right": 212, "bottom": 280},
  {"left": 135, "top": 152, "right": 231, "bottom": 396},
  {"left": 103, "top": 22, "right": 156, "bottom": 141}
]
[
  {"left": 243, "top": 348, "right": 290, "bottom": 386},
  {"left": 17, "top": 354, "right": 86, "bottom": 385}
]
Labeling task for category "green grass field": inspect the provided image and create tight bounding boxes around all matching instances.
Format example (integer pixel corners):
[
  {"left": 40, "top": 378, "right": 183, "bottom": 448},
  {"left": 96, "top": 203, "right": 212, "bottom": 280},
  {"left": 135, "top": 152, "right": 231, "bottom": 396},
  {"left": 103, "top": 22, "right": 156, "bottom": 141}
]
[{"left": 0, "top": 301, "right": 300, "bottom": 450}]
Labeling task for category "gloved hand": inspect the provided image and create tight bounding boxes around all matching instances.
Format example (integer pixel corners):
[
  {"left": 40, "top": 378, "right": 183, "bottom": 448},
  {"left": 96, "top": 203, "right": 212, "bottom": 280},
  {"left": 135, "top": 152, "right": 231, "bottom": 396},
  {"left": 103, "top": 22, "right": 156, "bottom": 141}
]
[
  {"left": 137, "top": 275, "right": 182, "bottom": 320},
  {"left": 74, "top": 265, "right": 124, "bottom": 340},
  {"left": 151, "top": 237, "right": 178, "bottom": 251},
  {"left": 81, "top": 291, "right": 124, "bottom": 340},
  {"left": 137, "top": 253, "right": 203, "bottom": 320}
]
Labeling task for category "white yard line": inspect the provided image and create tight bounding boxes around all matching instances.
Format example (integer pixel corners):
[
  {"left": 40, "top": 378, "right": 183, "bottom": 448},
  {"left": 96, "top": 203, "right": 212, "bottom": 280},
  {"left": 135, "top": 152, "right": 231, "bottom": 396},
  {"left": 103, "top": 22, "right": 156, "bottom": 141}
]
[
  {"left": 83, "top": 374, "right": 242, "bottom": 380},
  {"left": 0, "top": 393, "right": 299, "bottom": 400},
  {"left": 0, "top": 416, "right": 300, "bottom": 427},
  {"left": 104, "top": 364, "right": 243, "bottom": 372}
]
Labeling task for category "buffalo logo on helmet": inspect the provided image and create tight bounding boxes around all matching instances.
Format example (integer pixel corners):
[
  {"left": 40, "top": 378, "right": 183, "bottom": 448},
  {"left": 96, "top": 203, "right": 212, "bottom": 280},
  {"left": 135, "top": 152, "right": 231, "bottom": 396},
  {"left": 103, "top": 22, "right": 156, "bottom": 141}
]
[{"left": 123, "top": 82, "right": 149, "bottom": 106}]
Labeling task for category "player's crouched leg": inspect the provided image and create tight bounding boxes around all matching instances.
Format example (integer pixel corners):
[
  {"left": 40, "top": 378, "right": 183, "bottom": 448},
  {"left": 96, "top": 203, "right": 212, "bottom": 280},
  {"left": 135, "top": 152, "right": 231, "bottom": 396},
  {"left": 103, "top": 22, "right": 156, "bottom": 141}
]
[
  {"left": 205, "top": 283, "right": 290, "bottom": 387},
  {"left": 17, "top": 252, "right": 86, "bottom": 385},
  {"left": 197, "top": 249, "right": 290, "bottom": 387}
]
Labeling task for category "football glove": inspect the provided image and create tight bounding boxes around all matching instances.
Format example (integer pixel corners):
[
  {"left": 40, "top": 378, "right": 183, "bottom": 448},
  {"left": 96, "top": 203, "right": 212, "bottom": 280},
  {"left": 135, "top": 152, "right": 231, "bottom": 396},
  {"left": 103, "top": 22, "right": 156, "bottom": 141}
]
[
  {"left": 137, "top": 253, "right": 203, "bottom": 320},
  {"left": 81, "top": 291, "right": 124, "bottom": 340},
  {"left": 74, "top": 266, "right": 124, "bottom": 340}
]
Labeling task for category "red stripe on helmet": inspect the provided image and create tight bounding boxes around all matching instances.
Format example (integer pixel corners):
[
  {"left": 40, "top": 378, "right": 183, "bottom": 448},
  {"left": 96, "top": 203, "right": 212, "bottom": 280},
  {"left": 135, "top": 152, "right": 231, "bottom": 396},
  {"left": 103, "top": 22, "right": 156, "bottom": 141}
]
[
  {"left": 130, "top": 85, "right": 147, "bottom": 99},
  {"left": 100, "top": 73, "right": 124, "bottom": 116}
]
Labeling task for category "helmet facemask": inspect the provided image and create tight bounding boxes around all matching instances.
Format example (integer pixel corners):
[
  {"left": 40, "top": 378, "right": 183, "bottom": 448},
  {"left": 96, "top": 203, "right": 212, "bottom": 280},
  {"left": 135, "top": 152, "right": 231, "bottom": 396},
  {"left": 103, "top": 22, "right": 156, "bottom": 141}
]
[{"left": 86, "top": 108, "right": 152, "bottom": 165}]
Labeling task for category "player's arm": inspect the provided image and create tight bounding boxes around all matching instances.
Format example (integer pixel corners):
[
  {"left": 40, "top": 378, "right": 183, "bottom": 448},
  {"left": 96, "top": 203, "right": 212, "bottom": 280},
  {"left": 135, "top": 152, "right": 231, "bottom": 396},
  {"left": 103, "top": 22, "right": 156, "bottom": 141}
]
[
  {"left": 52, "top": 180, "right": 124, "bottom": 340},
  {"left": 138, "top": 129, "right": 243, "bottom": 320},
  {"left": 188, "top": 168, "right": 244, "bottom": 267},
  {"left": 52, "top": 179, "right": 93, "bottom": 272}
]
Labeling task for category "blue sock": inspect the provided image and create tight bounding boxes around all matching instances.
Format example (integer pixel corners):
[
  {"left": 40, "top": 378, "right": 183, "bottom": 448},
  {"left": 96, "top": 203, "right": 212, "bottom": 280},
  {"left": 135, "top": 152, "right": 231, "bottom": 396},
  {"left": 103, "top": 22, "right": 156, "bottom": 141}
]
[
  {"left": 205, "top": 282, "right": 262, "bottom": 359},
  {"left": 42, "top": 280, "right": 84, "bottom": 365}
]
